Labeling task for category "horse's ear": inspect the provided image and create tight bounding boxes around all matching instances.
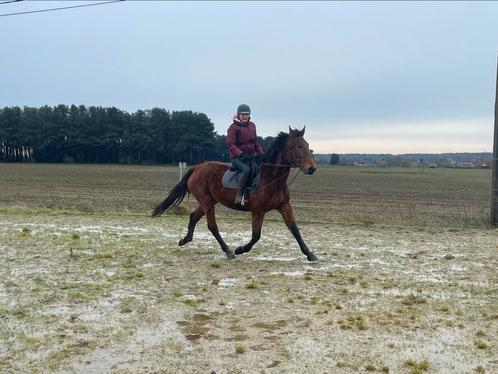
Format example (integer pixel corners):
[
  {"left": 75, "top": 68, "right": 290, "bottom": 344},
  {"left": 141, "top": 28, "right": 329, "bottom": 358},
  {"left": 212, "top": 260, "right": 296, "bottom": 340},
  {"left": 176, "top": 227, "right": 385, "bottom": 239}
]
[
  {"left": 299, "top": 126, "right": 306, "bottom": 136},
  {"left": 289, "top": 126, "right": 299, "bottom": 138}
]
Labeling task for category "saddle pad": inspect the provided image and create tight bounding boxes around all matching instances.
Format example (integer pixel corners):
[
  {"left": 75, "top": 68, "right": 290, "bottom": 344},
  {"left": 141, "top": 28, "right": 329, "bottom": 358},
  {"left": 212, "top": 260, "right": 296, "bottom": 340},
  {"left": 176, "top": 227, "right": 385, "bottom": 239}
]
[{"left": 222, "top": 168, "right": 261, "bottom": 189}]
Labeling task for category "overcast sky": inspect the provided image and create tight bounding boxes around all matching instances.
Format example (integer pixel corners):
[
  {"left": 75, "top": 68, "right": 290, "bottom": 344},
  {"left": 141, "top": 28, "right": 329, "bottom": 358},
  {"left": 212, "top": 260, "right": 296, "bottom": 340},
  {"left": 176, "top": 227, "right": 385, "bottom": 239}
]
[{"left": 1, "top": 1, "right": 497, "bottom": 153}]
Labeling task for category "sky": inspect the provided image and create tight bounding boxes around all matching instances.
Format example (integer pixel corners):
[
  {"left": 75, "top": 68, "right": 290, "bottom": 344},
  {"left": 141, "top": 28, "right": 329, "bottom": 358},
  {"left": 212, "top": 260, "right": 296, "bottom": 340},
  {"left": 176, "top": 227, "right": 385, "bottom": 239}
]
[{"left": 1, "top": 1, "right": 497, "bottom": 154}]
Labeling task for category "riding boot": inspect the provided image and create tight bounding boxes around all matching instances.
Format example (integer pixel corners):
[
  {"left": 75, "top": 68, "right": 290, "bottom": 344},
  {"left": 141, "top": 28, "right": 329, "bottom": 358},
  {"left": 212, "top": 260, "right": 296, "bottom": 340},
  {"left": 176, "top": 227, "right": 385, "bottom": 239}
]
[{"left": 234, "top": 173, "right": 249, "bottom": 205}]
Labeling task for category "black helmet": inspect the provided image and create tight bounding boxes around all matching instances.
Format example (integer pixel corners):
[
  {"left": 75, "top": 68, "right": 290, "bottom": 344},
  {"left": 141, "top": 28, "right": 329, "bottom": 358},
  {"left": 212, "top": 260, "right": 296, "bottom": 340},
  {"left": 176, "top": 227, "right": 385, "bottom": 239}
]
[{"left": 237, "top": 104, "right": 251, "bottom": 115}]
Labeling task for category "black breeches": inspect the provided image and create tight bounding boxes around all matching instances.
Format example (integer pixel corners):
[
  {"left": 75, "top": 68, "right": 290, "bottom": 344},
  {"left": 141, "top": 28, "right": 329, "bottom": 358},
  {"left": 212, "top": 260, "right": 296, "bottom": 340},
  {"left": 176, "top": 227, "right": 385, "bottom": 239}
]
[{"left": 231, "top": 157, "right": 252, "bottom": 177}]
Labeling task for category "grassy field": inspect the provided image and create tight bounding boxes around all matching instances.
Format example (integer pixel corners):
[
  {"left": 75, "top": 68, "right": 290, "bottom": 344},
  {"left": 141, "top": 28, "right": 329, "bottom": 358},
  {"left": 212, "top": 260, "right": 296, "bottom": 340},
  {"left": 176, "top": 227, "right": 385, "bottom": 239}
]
[
  {"left": 0, "top": 163, "right": 497, "bottom": 373},
  {"left": 0, "top": 163, "right": 493, "bottom": 227}
]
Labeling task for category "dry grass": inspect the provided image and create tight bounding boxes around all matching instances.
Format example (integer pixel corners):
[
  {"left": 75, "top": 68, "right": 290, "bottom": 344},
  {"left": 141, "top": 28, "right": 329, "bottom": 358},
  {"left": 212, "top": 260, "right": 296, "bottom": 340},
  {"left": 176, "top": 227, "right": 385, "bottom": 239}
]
[
  {"left": 0, "top": 163, "right": 496, "bottom": 372},
  {"left": 0, "top": 163, "right": 492, "bottom": 227}
]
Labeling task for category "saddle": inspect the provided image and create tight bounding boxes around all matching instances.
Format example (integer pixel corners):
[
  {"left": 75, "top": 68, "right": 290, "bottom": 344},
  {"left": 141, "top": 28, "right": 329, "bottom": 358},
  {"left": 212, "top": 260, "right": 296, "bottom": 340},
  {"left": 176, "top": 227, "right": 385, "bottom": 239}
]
[{"left": 222, "top": 162, "right": 261, "bottom": 190}]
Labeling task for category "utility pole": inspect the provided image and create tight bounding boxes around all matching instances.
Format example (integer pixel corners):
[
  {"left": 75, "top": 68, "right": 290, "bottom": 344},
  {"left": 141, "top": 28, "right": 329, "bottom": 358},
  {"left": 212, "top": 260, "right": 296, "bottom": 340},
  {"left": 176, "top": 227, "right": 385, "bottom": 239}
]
[{"left": 491, "top": 54, "right": 498, "bottom": 226}]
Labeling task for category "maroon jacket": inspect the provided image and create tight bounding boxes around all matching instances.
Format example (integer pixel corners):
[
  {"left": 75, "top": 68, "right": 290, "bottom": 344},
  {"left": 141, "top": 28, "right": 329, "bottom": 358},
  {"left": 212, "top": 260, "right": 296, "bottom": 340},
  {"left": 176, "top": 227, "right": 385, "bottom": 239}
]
[{"left": 227, "top": 117, "right": 264, "bottom": 158}]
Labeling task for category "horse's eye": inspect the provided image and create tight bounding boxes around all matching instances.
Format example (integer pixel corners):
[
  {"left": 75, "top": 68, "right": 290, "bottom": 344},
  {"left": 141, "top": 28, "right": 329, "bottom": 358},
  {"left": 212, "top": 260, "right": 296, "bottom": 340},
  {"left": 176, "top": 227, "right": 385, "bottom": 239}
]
[{"left": 297, "top": 145, "right": 303, "bottom": 149}]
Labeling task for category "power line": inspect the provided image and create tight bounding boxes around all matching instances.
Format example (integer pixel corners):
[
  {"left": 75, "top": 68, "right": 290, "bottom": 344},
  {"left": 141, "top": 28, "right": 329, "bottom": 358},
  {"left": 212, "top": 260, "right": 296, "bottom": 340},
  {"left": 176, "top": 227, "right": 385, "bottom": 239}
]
[
  {"left": 0, "top": 0, "right": 23, "bottom": 5},
  {"left": 0, "top": 0, "right": 124, "bottom": 17}
]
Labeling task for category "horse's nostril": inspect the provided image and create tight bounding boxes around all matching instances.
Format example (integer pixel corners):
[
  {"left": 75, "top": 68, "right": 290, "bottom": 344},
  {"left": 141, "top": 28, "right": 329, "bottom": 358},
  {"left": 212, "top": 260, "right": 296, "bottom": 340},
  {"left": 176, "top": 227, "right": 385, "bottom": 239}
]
[{"left": 309, "top": 167, "right": 316, "bottom": 175}]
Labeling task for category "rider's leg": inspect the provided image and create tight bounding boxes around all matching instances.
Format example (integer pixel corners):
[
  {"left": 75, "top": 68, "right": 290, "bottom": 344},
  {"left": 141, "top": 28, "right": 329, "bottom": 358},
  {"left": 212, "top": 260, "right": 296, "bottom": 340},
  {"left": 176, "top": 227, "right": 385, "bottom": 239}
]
[{"left": 231, "top": 157, "right": 251, "bottom": 205}]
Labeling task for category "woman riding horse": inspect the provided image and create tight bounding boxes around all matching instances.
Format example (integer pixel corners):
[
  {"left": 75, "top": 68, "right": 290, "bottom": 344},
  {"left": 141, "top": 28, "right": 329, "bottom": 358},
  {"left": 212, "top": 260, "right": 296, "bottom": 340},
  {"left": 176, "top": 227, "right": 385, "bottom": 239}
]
[
  {"left": 152, "top": 126, "right": 318, "bottom": 261},
  {"left": 227, "top": 104, "right": 264, "bottom": 205}
]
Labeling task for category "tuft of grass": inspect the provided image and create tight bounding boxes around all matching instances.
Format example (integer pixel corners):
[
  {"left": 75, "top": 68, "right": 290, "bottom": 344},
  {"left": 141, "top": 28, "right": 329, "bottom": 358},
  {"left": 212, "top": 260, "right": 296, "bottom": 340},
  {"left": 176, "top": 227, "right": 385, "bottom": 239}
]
[
  {"left": 474, "top": 339, "right": 488, "bottom": 350},
  {"left": 339, "top": 315, "right": 367, "bottom": 331},
  {"left": 304, "top": 274, "right": 312, "bottom": 281},
  {"left": 402, "top": 293, "right": 426, "bottom": 306},
  {"left": 23, "top": 335, "right": 41, "bottom": 346},
  {"left": 71, "top": 232, "right": 80, "bottom": 240},
  {"left": 182, "top": 298, "right": 205, "bottom": 307},
  {"left": 287, "top": 297, "right": 294, "bottom": 304},
  {"left": 94, "top": 252, "right": 113, "bottom": 260},
  {"left": 381, "top": 366, "right": 389, "bottom": 373},
  {"left": 437, "top": 305, "right": 449, "bottom": 313},
  {"left": 357, "top": 318, "right": 367, "bottom": 330},
  {"left": 235, "top": 345, "right": 245, "bottom": 354},
  {"left": 173, "top": 290, "right": 183, "bottom": 298},
  {"left": 210, "top": 262, "right": 221, "bottom": 268},
  {"left": 245, "top": 281, "right": 257, "bottom": 289},
  {"left": 366, "top": 364, "right": 376, "bottom": 371},
  {"left": 403, "top": 359, "right": 429, "bottom": 373},
  {"left": 474, "top": 365, "right": 485, "bottom": 373}
]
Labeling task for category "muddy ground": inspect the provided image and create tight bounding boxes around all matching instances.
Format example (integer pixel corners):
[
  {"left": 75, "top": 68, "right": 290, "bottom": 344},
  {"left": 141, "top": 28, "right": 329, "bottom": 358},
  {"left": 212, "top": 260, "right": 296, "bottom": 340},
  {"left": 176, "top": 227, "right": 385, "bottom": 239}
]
[{"left": 1, "top": 212, "right": 497, "bottom": 373}]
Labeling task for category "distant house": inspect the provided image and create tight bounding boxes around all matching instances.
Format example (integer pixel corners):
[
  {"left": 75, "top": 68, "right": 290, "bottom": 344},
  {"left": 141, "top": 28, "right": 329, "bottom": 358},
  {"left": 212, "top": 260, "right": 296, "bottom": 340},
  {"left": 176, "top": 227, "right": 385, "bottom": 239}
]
[
  {"left": 459, "top": 162, "right": 475, "bottom": 169},
  {"left": 474, "top": 159, "right": 492, "bottom": 168},
  {"left": 353, "top": 161, "right": 368, "bottom": 167},
  {"left": 375, "top": 160, "right": 387, "bottom": 167},
  {"left": 437, "top": 158, "right": 457, "bottom": 168}
]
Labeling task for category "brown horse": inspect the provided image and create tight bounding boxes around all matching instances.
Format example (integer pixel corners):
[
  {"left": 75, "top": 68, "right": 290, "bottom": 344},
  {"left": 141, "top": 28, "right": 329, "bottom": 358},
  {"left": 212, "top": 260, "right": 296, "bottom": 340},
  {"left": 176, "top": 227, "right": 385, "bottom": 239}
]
[{"left": 152, "top": 127, "right": 318, "bottom": 261}]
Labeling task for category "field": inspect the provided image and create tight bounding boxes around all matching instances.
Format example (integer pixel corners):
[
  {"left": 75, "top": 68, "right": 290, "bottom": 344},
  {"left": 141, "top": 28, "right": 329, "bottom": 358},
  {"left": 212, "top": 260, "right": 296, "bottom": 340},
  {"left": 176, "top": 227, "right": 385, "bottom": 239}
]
[{"left": 1, "top": 163, "right": 497, "bottom": 373}]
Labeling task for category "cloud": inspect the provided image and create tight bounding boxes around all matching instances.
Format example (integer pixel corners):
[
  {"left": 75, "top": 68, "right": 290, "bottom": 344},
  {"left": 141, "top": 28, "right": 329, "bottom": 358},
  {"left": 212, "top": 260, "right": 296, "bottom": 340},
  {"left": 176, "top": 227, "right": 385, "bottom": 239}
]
[{"left": 306, "top": 117, "right": 493, "bottom": 153}]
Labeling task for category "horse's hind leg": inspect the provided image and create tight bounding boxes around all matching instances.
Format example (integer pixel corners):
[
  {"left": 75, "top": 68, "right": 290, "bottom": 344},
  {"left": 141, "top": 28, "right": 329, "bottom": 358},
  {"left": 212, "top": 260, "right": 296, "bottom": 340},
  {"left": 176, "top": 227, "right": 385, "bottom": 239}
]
[
  {"left": 204, "top": 204, "right": 235, "bottom": 259},
  {"left": 179, "top": 206, "right": 205, "bottom": 246},
  {"left": 235, "top": 212, "right": 265, "bottom": 255}
]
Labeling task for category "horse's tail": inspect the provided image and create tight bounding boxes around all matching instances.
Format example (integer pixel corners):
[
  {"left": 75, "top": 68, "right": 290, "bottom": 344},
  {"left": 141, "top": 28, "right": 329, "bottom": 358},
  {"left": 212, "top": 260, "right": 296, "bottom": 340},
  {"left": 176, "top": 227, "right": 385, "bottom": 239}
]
[{"left": 151, "top": 167, "right": 195, "bottom": 217}]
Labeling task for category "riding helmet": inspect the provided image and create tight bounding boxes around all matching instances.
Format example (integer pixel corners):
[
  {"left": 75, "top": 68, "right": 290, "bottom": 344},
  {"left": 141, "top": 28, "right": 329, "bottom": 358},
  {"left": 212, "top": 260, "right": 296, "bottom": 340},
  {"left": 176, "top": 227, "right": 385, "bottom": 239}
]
[{"left": 237, "top": 104, "right": 251, "bottom": 115}]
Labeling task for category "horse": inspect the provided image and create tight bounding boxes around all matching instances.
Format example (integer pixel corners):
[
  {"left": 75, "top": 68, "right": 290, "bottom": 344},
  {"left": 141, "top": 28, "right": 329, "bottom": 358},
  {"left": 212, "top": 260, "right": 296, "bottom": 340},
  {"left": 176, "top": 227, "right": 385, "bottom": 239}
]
[{"left": 152, "top": 126, "right": 318, "bottom": 261}]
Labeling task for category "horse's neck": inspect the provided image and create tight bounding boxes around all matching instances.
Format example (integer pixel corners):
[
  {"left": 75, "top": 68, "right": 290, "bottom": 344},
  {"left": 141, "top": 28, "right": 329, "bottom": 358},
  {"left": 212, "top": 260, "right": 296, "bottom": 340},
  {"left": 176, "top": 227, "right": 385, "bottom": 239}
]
[{"left": 260, "top": 154, "right": 290, "bottom": 186}]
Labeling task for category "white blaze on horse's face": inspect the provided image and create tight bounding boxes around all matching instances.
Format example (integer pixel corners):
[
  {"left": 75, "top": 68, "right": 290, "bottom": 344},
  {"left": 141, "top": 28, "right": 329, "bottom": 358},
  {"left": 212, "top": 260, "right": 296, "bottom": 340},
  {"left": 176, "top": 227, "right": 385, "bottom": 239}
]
[{"left": 288, "top": 127, "right": 317, "bottom": 175}]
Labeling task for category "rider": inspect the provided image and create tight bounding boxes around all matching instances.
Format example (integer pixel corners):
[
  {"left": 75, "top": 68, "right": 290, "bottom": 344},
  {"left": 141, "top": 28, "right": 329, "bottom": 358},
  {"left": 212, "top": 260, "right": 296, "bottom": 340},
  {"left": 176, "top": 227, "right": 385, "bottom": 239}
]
[{"left": 227, "top": 104, "right": 264, "bottom": 205}]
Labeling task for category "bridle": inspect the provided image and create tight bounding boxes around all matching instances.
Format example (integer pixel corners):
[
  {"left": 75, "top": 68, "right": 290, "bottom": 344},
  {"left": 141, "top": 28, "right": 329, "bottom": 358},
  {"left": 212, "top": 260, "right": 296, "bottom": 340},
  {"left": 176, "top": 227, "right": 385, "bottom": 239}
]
[
  {"left": 252, "top": 137, "right": 309, "bottom": 191},
  {"left": 285, "top": 136, "right": 312, "bottom": 170}
]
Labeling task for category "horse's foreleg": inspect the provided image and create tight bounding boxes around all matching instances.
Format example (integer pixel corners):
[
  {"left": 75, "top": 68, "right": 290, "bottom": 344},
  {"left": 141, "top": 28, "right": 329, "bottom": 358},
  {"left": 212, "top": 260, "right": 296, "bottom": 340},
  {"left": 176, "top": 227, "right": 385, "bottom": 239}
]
[
  {"left": 205, "top": 205, "right": 235, "bottom": 259},
  {"left": 278, "top": 203, "right": 318, "bottom": 261},
  {"left": 179, "top": 207, "right": 204, "bottom": 246},
  {"left": 235, "top": 211, "right": 265, "bottom": 255}
]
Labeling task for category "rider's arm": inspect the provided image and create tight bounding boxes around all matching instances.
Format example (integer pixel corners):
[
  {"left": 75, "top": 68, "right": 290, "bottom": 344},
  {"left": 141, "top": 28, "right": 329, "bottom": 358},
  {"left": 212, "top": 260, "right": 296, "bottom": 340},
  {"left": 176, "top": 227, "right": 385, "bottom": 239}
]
[{"left": 227, "top": 125, "right": 243, "bottom": 158}]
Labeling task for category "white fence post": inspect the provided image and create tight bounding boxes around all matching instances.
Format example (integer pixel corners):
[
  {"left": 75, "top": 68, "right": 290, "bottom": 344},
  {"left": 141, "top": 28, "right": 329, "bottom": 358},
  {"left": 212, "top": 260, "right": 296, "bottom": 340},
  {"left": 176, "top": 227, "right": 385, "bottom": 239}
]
[{"left": 179, "top": 162, "right": 187, "bottom": 181}]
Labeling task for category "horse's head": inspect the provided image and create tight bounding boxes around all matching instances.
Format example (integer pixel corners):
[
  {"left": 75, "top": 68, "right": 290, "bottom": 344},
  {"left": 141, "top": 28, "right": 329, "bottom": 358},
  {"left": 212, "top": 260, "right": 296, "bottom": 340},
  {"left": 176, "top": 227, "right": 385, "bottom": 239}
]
[{"left": 284, "top": 126, "right": 317, "bottom": 175}]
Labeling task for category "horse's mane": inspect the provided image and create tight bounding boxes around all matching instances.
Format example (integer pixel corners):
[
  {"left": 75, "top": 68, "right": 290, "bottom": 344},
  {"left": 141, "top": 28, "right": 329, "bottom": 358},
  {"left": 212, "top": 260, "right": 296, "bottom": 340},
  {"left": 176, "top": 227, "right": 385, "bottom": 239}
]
[{"left": 264, "top": 132, "right": 289, "bottom": 163}]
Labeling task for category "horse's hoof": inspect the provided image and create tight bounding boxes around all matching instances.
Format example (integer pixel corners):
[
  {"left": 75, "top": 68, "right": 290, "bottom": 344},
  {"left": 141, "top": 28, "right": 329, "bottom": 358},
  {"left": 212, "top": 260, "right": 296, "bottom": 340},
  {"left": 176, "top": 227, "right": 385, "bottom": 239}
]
[
  {"left": 307, "top": 253, "right": 318, "bottom": 262},
  {"left": 234, "top": 246, "right": 245, "bottom": 255},
  {"left": 178, "top": 237, "right": 190, "bottom": 247},
  {"left": 226, "top": 250, "right": 236, "bottom": 259}
]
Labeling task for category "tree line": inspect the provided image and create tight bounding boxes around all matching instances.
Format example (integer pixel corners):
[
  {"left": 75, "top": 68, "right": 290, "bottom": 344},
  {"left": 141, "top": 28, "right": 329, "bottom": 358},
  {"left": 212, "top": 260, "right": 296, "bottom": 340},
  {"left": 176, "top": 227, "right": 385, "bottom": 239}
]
[{"left": 0, "top": 105, "right": 273, "bottom": 164}]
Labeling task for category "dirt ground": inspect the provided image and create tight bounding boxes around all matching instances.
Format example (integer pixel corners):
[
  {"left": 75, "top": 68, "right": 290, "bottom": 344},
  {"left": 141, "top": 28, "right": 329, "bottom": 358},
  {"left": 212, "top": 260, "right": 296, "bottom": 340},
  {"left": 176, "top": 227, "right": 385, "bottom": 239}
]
[
  {"left": 0, "top": 163, "right": 491, "bottom": 228},
  {"left": 1, "top": 212, "right": 497, "bottom": 373}
]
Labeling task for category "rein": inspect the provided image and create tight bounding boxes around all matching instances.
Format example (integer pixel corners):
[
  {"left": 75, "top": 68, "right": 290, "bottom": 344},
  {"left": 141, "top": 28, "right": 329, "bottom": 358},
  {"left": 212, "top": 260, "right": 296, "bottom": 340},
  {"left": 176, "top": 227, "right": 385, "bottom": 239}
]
[
  {"left": 252, "top": 165, "right": 300, "bottom": 192},
  {"left": 260, "top": 162, "right": 290, "bottom": 168}
]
